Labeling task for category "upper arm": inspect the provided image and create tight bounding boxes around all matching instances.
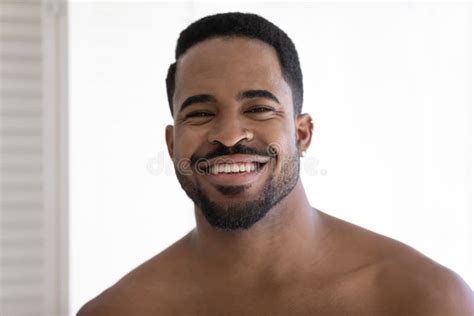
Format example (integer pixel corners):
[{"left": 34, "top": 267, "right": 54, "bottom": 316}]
[
  {"left": 420, "top": 267, "right": 474, "bottom": 316},
  {"left": 373, "top": 251, "right": 473, "bottom": 316},
  {"left": 396, "top": 262, "right": 474, "bottom": 316},
  {"left": 76, "top": 282, "right": 177, "bottom": 316},
  {"left": 76, "top": 287, "right": 133, "bottom": 316},
  {"left": 76, "top": 296, "right": 123, "bottom": 316},
  {"left": 76, "top": 301, "right": 111, "bottom": 316}
]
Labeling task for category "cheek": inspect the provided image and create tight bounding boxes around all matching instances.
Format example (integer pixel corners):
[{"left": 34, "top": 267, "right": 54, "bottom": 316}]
[
  {"left": 174, "top": 127, "right": 207, "bottom": 154},
  {"left": 270, "top": 129, "right": 299, "bottom": 170},
  {"left": 263, "top": 121, "right": 296, "bottom": 152}
]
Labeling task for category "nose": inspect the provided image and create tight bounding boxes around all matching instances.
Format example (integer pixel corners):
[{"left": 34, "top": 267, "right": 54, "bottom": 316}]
[{"left": 207, "top": 114, "right": 254, "bottom": 147}]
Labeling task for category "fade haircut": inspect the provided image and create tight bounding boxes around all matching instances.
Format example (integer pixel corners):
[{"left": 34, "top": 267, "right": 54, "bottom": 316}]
[{"left": 165, "top": 12, "right": 303, "bottom": 116}]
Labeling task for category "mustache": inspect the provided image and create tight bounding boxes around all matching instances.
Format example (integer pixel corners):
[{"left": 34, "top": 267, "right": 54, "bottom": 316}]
[{"left": 190, "top": 142, "right": 278, "bottom": 166}]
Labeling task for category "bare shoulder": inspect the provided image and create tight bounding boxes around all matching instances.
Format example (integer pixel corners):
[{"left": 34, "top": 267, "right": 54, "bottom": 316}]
[
  {"left": 319, "top": 211, "right": 473, "bottom": 315},
  {"left": 374, "top": 250, "right": 474, "bottom": 315},
  {"left": 76, "top": 232, "right": 194, "bottom": 316}
]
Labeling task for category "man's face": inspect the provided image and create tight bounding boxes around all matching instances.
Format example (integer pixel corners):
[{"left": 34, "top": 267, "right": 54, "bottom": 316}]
[{"left": 166, "top": 37, "right": 303, "bottom": 230}]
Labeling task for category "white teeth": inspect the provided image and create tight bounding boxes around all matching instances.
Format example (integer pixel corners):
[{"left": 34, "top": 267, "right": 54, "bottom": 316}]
[
  {"left": 217, "top": 165, "right": 224, "bottom": 173},
  {"left": 208, "top": 163, "right": 259, "bottom": 174}
]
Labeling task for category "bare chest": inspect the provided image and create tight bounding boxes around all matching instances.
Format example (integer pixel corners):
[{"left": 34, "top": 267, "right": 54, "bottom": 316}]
[{"left": 131, "top": 275, "right": 381, "bottom": 316}]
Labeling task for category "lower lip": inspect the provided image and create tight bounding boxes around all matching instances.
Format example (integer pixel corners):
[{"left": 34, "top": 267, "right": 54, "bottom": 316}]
[{"left": 202, "top": 165, "right": 268, "bottom": 186}]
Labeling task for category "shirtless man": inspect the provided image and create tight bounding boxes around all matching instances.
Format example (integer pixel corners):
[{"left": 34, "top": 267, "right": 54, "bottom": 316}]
[{"left": 78, "top": 12, "right": 473, "bottom": 315}]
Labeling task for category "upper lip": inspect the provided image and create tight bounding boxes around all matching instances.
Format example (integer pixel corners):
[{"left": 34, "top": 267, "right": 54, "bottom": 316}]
[{"left": 196, "top": 154, "right": 271, "bottom": 170}]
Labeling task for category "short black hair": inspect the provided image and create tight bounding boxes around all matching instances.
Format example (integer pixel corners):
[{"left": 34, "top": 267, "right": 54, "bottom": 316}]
[{"left": 165, "top": 12, "right": 303, "bottom": 116}]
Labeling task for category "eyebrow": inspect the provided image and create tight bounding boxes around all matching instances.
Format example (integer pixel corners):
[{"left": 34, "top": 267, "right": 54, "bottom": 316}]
[
  {"left": 178, "top": 94, "right": 217, "bottom": 114},
  {"left": 237, "top": 90, "right": 280, "bottom": 104},
  {"left": 178, "top": 89, "right": 280, "bottom": 114}
]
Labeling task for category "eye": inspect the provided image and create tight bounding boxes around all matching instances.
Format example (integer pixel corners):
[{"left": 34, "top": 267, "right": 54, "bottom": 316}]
[
  {"left": 245, "top": 106, "right": 275, "bottom": 114},
  {"left": 185, "top": 111, "right": 214, "bottom": 118}
]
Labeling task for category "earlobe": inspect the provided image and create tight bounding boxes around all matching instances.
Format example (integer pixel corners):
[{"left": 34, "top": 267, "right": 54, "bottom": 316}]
[
  {"left": 296, "top": 113, "right": 314, "bottom": 154},
  {"left": 165, "top": 125, "right": 174, "bottom": 159}
]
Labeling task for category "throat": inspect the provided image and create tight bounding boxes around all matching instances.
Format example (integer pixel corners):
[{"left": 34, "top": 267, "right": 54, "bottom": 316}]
[{"left": 192, "top": 198, "right": 321, "bottom": 280}]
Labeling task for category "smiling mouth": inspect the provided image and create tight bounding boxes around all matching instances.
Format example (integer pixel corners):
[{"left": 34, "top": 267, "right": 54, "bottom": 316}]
[
  {"left": 195, "top": 154, "right": 272, "bottom": 175},
  {"left": 201, "top": 161, "right": 268, "bottom": 175}
]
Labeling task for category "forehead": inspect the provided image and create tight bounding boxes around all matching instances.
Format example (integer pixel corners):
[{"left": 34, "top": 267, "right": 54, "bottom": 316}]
[{"left": 173, "top": 37, "right": 292, "bottom": 109}]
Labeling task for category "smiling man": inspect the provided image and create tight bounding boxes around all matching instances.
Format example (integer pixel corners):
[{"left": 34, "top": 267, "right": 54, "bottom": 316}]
[{"left": 78, "top": 12, "right": 473, "bottom": 315}]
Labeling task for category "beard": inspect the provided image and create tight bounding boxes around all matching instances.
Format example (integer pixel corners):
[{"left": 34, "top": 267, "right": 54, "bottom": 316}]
[{"left": 173, "top": 142, "right": 300, "bottom": 231}]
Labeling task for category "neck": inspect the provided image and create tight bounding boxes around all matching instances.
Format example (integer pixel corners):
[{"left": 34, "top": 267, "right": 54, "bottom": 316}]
[{"left": 189, "top": 180, "right": 327, "bottom": 283}]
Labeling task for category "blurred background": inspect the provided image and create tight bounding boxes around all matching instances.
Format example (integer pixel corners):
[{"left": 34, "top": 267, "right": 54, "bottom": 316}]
[{"left": 0, "top": 1, "right": 472, "bottom": 315}]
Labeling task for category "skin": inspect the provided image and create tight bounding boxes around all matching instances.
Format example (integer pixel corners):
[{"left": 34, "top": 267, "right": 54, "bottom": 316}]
[{"left": 78, "top": 37, "right": 473, "bottom": 315}]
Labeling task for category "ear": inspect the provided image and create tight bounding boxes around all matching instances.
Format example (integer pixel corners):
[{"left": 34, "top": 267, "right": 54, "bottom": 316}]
[
  {"left": 165, "top": 125, "right": 174, "bottom": 159},
  {"left": 295, "top": 113, "right": 314, "bottom": 154}
]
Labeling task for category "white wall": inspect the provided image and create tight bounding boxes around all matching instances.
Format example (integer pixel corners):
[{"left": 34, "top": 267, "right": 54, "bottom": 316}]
[{"left": 69, "top": 2, "right": 473, "bottom": 314}]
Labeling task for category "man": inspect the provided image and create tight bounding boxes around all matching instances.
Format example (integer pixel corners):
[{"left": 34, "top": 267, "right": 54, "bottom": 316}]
[{"left": 78, "top": 12, "right": 473, "bottom": 315}]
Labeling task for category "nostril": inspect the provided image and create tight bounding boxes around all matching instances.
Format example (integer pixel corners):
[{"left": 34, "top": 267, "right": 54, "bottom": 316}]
[
  {"left": 207, "top": 126, "right": 253, "bottom": 146},
  {"left": 243, "top": 128, "right": 253, "bottom": 141}
]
